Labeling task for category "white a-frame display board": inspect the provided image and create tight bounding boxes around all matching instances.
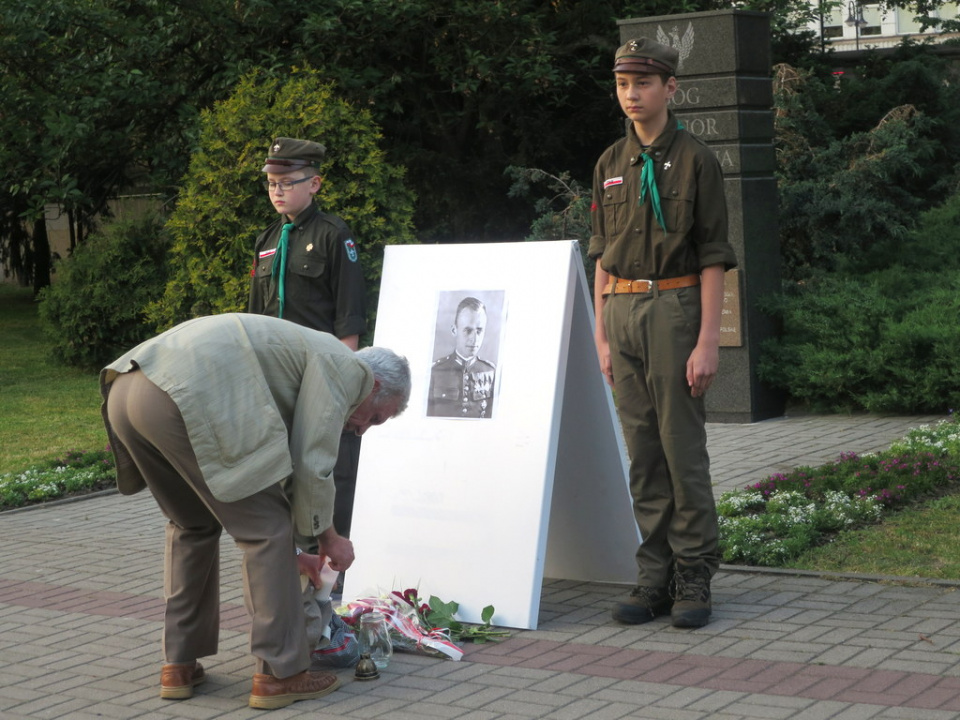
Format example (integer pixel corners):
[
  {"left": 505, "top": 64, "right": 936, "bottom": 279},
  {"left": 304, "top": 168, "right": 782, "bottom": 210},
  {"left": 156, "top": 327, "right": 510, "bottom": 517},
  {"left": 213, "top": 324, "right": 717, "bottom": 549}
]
[{"left": 343, "top": 240, "right": 640, "bottom": 630}]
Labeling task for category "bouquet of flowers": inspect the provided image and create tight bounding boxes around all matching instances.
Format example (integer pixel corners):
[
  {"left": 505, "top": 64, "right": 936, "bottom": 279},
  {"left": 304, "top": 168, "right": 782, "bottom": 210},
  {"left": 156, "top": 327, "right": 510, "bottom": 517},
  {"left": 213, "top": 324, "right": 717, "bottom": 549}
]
[{"left": 338, "top": 588, "right": 510, "bottom": 661}]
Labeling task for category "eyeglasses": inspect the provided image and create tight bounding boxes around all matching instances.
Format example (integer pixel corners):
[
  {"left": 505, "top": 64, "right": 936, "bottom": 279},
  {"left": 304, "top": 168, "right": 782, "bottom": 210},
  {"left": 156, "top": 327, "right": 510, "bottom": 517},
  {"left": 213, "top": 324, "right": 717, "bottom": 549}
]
[{"left": 263, "top": 176, "right": 313, "bottom": 192}]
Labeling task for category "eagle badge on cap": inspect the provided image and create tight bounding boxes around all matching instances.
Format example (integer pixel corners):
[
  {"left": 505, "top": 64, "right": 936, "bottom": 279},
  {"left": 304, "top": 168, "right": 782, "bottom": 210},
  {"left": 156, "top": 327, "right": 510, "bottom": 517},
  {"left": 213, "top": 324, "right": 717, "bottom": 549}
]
[
  {"left": 628, "top": 40, "right": 638, "bottom": 51},
  {"left": 272, "top": 142, "right": 281, "bottom": 152}
]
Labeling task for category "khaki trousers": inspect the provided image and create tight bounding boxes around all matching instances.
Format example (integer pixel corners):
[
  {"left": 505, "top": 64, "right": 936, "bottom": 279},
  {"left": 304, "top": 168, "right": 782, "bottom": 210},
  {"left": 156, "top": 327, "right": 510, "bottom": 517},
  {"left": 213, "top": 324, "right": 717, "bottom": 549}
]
[
  {"left": 106, "top": 370, "right": 310, "bottom": 678},
  {"left": 604, "top": 285, "right": 720, "bottom": 588}
]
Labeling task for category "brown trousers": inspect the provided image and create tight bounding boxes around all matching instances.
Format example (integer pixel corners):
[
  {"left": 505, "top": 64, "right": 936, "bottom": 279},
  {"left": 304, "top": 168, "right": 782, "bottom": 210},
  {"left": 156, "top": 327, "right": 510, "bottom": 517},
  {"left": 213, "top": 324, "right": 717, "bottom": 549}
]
[
  {"left": 106, "top": 370, "right": 310, "bottom": 678},
  {"left": 604, "top": 285, "right": 720, "bottom": 588}
]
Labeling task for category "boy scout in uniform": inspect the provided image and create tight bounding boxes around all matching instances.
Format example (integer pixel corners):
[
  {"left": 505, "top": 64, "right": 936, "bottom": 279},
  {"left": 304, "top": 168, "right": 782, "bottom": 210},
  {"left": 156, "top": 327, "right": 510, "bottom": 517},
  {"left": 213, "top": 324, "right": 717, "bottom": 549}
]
[
  {"left": 589, "top": 38, "right": 737, "bottom": 628},
  {"left": 249, "top": 137, "right": 367, "bottom": 538}
]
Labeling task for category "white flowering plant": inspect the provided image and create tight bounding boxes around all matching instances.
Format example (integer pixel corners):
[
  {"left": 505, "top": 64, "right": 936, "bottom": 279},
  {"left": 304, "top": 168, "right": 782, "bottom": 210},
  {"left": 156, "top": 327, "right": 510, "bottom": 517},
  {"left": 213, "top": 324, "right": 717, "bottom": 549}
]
[
  {"left": 0, "top": 449, "right": 115, "bottom": 509},
  {"left": 888, "top": 417, "right": 960, "bottom": 458}
]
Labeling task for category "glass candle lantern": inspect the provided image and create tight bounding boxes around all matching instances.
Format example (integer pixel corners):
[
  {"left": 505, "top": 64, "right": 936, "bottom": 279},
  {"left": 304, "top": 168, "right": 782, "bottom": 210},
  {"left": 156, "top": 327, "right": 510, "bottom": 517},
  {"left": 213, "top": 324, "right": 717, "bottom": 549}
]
[{"left": 357, "top": 611, "right": 393, "bottom": 669}]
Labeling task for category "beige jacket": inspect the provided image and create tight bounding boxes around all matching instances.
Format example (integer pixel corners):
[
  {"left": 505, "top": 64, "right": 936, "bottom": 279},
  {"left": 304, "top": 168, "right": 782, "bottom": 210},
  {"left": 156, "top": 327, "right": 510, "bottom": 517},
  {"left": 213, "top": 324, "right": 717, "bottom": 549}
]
[{"left": 100, "top": 313, "right": 374, "bottom": 536}]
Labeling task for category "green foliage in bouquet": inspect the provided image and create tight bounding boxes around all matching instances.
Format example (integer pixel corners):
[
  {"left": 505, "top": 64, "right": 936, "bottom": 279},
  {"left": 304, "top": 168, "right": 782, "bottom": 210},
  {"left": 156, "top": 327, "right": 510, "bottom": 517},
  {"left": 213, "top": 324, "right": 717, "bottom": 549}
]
[
  {"left": 392, "top": 588, "right": 510, "bottom": 644},
  {"left": 423, "top": 595, "right": 509, "bottom": 644}
]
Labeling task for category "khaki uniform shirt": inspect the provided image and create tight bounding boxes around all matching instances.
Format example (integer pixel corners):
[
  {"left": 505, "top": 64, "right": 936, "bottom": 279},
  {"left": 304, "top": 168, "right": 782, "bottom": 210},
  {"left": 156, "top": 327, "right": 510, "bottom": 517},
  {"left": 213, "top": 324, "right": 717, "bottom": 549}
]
[
  {"left": 588, "top": 112, "right": 737, "bottom": 278},
  {"left": 100, "top": 313, "right": 374, "bottom": 537}
]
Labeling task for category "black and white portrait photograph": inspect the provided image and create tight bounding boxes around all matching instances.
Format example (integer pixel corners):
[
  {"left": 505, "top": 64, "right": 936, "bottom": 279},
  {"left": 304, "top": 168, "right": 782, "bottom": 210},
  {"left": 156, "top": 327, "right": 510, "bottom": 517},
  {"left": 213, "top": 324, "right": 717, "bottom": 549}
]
[{"left": 426, "top": 290, "right": 505, "bottom": 419}]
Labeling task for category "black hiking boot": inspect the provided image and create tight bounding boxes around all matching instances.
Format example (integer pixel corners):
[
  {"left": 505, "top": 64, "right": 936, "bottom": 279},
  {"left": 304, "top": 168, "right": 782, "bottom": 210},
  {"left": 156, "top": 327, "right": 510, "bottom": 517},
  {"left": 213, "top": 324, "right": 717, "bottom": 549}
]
[
  {"left": 612, "top": 585, "right": 672, "bottom": 624},
  {"left": 670, "top": 560, "right": 712, "bottom": 628}
]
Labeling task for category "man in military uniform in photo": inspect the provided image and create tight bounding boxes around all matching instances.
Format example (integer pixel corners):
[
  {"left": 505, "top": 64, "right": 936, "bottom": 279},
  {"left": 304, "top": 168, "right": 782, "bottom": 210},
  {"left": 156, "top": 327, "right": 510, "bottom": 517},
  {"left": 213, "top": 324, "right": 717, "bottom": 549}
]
[
  {"left": 248, "top": 137, "right": 367, "bottom": 539},
  {"left": 428, "top": 296, "right": 496, "bottom": 419}
]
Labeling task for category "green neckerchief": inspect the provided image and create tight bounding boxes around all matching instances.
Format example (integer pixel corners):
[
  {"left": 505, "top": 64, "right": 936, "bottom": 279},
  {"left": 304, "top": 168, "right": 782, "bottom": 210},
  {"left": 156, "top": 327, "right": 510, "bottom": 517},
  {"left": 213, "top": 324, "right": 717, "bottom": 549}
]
[
  {"left": 272, "top": 222, "right": 296, "bottom": 319},
  {"left": 638, "top": 117, "right": 685, "bottom": 232},
  {"left": 638, "top": 153, "right": 665, "bottom": 231}
]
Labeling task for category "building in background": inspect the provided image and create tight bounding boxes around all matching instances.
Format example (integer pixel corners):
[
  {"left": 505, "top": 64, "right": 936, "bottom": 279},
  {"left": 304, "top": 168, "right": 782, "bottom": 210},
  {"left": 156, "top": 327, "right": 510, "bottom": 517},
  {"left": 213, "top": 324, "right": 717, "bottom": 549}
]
[{"left": 811, "top": 1, "right": 959, "bottom": 53}]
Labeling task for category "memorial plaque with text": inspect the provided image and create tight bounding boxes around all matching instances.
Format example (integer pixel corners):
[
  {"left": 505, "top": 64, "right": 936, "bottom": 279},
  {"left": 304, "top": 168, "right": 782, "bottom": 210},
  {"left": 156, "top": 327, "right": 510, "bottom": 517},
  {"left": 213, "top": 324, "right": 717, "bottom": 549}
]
[{"left": 720, "top": 269, "right": 742, "bottom": 348}]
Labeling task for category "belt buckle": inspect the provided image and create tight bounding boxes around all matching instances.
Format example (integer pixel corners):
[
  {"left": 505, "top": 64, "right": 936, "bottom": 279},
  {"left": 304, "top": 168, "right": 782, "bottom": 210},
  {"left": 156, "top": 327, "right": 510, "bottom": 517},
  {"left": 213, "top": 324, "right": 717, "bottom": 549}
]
[{"left": 631, "top": 279, "right": 654, "bottom": 293}]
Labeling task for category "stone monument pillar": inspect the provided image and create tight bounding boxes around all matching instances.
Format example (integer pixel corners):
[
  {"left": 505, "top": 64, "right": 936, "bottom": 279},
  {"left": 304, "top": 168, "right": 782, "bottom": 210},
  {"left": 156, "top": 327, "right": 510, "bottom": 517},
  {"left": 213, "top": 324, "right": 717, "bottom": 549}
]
[{"left": 619, "top": 10, "right": 784, "bottom": 423}]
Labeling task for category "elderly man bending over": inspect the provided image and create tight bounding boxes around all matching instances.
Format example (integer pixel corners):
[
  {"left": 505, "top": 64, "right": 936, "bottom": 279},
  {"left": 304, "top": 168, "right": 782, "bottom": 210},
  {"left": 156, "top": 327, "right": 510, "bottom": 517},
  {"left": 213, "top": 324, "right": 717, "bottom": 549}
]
[{"left": 100, "top": 312, "right": 411, "bottom": 710}]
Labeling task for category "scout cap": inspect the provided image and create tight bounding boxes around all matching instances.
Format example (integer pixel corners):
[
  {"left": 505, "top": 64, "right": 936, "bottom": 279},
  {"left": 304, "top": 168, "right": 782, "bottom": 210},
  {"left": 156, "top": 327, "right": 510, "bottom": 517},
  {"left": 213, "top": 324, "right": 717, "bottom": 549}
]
[
  {"left": 613, "top": 38, "right": 678, "bottom": 76},
  {"left": 261, "top": 137, "right": 326, "bottom": 173}
]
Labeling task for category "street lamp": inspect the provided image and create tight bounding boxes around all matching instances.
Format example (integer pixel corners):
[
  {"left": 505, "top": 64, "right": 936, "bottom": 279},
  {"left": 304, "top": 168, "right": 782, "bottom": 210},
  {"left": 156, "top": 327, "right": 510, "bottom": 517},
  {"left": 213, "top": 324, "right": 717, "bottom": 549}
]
[
  {"left": 845, "top": 1, "right": 867, "bottom": 51},
  {"left": 818, "top": 0, "right": 826, "bottom": 52}
]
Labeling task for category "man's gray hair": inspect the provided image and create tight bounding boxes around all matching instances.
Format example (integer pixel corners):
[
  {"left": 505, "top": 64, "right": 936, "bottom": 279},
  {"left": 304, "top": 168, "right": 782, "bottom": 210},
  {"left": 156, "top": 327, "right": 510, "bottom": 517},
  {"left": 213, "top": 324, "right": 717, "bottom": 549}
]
[{"left": 356, "top": 346, "right": 412, "bottom": 415}]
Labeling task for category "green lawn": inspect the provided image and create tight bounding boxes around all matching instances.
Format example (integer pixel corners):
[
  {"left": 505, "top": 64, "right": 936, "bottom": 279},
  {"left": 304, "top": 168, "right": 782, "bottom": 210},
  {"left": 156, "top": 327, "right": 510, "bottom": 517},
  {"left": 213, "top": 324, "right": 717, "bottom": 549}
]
[
  {"left": 0, "top": 284, "right": 106, "bottom": 473},
  {"left": 787, "top": 494, "right": 960, "bottom": 580}
]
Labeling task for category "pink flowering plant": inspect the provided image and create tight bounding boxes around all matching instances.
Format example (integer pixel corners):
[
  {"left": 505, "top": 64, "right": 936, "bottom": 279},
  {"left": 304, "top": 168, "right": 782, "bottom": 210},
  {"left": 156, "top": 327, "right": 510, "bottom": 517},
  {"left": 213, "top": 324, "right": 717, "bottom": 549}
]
[{"left": 718, "top": 415, "right": 960, "bottom": 566}]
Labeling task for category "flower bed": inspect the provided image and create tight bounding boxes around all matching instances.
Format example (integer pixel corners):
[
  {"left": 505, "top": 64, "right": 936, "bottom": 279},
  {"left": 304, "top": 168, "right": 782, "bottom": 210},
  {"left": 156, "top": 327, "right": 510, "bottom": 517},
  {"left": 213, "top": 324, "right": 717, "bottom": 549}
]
[
  {"left": 718, "top": 415, "right": 960, "bottom": 566},
  {"left": 0, "top": 449, "right": 115, "bottom": 509}
]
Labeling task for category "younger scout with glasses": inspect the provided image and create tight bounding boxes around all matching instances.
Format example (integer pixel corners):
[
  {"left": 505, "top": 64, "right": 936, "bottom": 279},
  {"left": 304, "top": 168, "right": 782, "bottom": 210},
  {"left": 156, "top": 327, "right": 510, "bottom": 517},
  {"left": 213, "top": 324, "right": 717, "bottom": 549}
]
[{"left": 248, "top": 137, "right": 368, "bottom": 549}]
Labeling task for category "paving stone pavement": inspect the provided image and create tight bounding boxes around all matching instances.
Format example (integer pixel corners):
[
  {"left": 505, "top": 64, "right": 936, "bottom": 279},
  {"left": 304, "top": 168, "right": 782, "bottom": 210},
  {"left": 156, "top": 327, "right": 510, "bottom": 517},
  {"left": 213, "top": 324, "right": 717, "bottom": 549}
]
[{"left": 0, "top": 413, "right": 956, "bottom": 720}]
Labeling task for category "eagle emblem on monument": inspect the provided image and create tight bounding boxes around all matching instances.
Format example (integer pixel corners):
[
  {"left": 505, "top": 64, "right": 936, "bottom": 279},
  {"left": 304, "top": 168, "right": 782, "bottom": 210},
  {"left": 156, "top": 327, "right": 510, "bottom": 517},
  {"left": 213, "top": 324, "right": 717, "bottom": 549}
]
[{"left": 656, "top": 22, "right": 694, "bottom": 72}]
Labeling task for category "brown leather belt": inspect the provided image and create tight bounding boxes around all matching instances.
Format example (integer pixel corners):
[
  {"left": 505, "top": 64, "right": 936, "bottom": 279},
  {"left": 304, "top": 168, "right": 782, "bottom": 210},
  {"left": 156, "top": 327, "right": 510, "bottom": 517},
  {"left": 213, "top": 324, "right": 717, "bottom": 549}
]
[{"left": 603, "top": 274, "right": 700, "bottom": 297}]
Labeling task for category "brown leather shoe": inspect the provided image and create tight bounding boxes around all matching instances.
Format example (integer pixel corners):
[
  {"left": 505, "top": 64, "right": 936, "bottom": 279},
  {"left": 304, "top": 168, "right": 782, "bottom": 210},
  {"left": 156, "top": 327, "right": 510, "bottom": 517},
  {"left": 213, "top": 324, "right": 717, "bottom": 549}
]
[
  {"left": 160, "top": 661, "right": 205, "bottom": 699},
  {"left": 249, "top": 670, "right": 341, "bottom": 709}
]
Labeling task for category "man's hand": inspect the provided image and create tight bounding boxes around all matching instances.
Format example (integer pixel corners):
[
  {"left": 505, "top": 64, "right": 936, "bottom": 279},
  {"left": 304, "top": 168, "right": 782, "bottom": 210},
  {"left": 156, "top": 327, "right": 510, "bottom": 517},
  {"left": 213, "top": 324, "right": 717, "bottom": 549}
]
[
  {"left": 296, "top": 550, "right": 323, "bottom": 587},
  {"left": 316, "top": 527, "right": 355, "bottom": 572}
]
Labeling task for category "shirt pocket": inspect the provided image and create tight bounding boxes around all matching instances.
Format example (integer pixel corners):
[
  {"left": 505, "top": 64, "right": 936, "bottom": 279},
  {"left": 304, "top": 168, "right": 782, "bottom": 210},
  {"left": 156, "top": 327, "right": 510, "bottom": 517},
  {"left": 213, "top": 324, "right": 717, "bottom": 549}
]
[
  {"left": 661, "top": 182, "right": 695, "bottom": 235},
  {"left": 431, "top": 371, "right": 461, "bottom": 401},
  {"left": 288, "top": 254, "right": 326, "bottom": 280},
  {"left": 601, "top": 184, "right": 628, "bottom": 236},
  {"left": 254, "top": 253, "right": 276, "bottom": 278}
]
